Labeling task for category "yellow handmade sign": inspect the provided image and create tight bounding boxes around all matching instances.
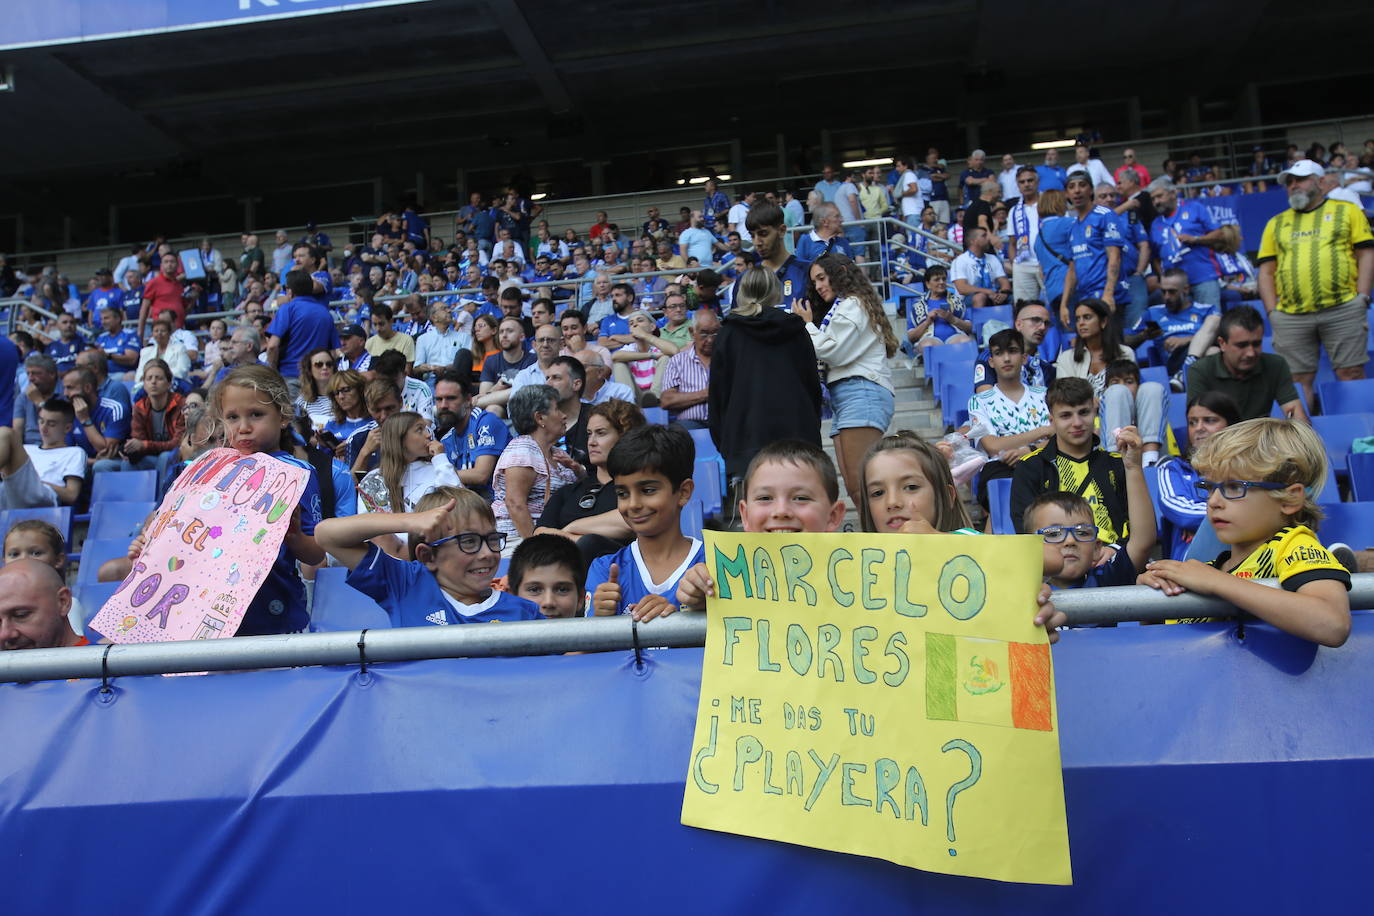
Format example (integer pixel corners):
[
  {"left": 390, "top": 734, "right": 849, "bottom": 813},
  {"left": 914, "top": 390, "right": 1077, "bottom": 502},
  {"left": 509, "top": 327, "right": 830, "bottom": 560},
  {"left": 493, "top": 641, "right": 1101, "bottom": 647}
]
[{"left": 681, "top": 532, "right": 1071, "bottom": 885}]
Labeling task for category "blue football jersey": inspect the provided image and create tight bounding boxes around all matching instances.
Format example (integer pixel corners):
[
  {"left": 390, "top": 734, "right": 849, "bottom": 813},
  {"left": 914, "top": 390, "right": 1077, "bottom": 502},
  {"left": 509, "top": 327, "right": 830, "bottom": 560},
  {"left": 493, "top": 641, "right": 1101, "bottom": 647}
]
[{"left": 584, "top": 538, "right": 705, "bottom": 616}]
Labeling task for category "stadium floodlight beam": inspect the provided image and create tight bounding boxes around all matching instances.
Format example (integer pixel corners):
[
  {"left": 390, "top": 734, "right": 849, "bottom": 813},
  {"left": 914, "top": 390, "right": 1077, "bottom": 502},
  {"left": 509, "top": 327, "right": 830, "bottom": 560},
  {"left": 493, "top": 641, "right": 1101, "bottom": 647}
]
[
  {"left": 1031, "top": 138, "right": 1076, "bottom": 150},
  {"left": 842, "top": 157, "right": 894, "bottom": 168},
  {"left": 530, "top": 193, "right": 547, "bottom": 201}
]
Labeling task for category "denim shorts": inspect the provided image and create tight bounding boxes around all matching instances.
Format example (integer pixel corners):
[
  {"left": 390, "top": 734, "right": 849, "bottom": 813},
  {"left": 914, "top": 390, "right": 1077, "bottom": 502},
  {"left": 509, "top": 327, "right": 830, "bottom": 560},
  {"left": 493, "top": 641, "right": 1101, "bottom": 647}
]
[{"left": 828, "top": 376, "right": 895, "bottom": 435}]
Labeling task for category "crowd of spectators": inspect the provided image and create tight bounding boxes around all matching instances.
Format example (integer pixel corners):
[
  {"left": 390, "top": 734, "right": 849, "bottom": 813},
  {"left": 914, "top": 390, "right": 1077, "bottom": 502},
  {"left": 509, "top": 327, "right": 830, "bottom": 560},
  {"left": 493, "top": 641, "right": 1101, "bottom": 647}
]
[{"left": 0, "top": 132, "right": 1369, "bottom": 656}]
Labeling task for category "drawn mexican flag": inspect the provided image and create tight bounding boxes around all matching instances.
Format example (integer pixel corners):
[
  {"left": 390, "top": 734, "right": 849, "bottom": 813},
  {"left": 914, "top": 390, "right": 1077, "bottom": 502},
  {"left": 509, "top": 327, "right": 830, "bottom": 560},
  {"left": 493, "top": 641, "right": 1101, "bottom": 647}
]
[{"left": 925, "top": 633, "right": 1053, "bottom": 731}]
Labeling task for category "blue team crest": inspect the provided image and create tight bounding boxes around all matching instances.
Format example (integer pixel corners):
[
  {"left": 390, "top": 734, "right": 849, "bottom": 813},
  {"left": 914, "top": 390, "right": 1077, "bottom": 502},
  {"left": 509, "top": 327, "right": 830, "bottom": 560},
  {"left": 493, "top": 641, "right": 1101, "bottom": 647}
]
[
  {"left": 784, "top": 279, "right": 793, "bottom": 297},
  {"left": 1085, "top": 226, "right": 1093, "bottom": 238}
]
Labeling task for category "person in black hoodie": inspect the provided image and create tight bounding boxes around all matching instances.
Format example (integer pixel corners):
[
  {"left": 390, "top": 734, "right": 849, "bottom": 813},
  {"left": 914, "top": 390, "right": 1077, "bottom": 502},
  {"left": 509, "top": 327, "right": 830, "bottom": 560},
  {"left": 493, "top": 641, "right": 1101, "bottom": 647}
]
[{"left": 710, "top": 266, "right": 822, "bottom": 489}]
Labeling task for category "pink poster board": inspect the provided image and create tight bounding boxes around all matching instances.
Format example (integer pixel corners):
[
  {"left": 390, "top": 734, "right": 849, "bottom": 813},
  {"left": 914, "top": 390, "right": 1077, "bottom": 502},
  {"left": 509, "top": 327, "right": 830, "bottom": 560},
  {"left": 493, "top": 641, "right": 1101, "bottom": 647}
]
[{"left": 89, "top": 449, "right": 309, "bottom": 643}]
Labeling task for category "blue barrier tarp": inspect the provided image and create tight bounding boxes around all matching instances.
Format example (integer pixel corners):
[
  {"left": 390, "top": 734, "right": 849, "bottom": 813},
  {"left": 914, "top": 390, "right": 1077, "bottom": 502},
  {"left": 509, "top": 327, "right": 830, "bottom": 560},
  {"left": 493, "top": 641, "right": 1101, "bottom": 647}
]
[{"left": 3, "top": 615, "right": 1372, "bottom": 914}]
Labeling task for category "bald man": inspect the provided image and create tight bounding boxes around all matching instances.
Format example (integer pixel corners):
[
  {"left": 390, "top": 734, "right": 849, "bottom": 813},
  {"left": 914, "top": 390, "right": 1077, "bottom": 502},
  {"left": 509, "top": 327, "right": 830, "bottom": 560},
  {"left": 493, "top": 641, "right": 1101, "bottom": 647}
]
[{"left": 0, "top": 560, "right": 85, "bottom": 650}]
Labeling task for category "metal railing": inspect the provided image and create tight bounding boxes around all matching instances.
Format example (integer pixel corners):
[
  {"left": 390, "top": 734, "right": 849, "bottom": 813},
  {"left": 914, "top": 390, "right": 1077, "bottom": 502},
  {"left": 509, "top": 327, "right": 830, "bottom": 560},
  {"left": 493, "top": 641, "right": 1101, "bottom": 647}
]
[{"left": 2, "top": 574, "right": 1370, "bottom": 684}]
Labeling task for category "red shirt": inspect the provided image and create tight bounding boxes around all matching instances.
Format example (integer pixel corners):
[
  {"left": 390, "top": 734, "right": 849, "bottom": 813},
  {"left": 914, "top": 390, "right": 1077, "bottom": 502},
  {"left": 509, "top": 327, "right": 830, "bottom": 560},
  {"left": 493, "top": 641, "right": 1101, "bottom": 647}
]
[
  {"left": 1113, "top": 163, "right": 1151, "bottom": 186},
  {"left": 143, "top": 274, "right": 186, "bottom": 327}
]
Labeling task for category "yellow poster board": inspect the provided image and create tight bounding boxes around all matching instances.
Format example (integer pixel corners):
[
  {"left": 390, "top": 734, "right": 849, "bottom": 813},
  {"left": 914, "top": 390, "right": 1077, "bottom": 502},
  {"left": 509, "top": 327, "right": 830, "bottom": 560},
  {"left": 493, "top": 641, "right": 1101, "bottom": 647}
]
[{"left": 681, "top": 532, "right": 1071, "bottom": 885}]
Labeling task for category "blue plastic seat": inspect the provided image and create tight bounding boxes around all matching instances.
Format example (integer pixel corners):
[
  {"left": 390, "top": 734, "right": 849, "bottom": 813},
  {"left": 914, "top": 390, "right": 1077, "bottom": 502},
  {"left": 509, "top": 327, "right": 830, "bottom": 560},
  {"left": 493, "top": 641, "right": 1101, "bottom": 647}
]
[
  {"left": 987, "top": 476, "right": 1015, "bottom": 535},
  {"left": 90, "top": 470, "right": 158, "bottom": 504},
  {"left": 1317, "top": 379, "right": 1374, "bottom": 417},
  {"left": 1317, "top": 502, "right": 1374, "bottom": 550},
  {"left": 693, "top": 458, "right": 723, "bottom": 517},
  {"left": 76, "top": 582, "right": 121, "bottom": 630},
  {"left": 641, "top": 407, "right": 668, "bottom": 425},
  {"left": 1168, "top": 396, "right": 1189, "bottom": 452},
  {"left": 679, "top": 497, "right": 704, "bottom": 539},
  {"left": 969, "top": 305, "right": 1012, "bottom": 344},
  {"left": 308, "top": 567, "right": 390, "bottom": 632},
  {"left": 941, "top": 368, "right": 973, "bottom": 428},
  {"left": 927, "top": 340, "right": 977, "bottom": 393},
  {"left": 1184, "top": 517, "right": 1225, "bottom": 563},
  {"left": 1310, "top": 414, "right": 1374, "bottom": 480},
  {"left": 1348, "top": 453, "right": 1374, "bottom": 502},
  {"left": 88, "top": 501, "right": 155, "bottom": 541},
  {"left": 1138, "top": 365, "right": 1168, "bottom": 388},
  {"left": 688, "top": 428, "right": 718, "bottom": 460},
  {"left": 1, "top": 506, "right": 73, "bottom": 545},
  {"left": 75, "top": 538, "right": 133, "bottom": 585}
]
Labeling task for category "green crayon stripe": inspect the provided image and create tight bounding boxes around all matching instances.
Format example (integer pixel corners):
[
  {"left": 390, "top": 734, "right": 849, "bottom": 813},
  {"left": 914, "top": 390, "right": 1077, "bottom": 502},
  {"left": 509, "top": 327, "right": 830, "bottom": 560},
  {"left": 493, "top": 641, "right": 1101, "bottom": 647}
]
[{"left": 925, "top": 632, "right": 957, "bottom": 722}]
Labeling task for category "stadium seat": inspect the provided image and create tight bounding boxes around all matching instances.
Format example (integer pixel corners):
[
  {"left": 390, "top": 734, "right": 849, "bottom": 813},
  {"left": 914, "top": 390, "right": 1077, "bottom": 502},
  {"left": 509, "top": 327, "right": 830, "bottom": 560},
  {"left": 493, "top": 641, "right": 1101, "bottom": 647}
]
[
  {"left": 88, "top": 501, "right": 155, "bottom": 541},
  {"left": 1, "top": 506, "right": 73, "bottom": 544},
  {"left": 77, "top": 581, "right": 121, "bottom": 630},
  {"left": 1310, "top": 413, "right": 1374, "bottom": 479},
  {"left": 90, "top": 470, "right": 158, "bottom": 504},
  {"left": 680, "top": 497, "right": 704, "bottom": 539},
  {"left": 1138, "top": 365, "right": 1168, "bottom": 388},
  {"left": 641, "top": 407, "right": 668, "bottom": 425},
  {"left": 496, "top": 558, "right": 510, "bottom": 579},
  {"left": 1317, "top": 379, "right": 1374, "bottom": 417},
  {"left": 1348, "top": 453, "right": 1374, "bottom": 502},
  {"left": 970, "top": 305, "right": 1012, "bottom": 344},
  {"left": 693, "top": 458, "right": 723, "bottom": 517},
  {"left": 1318, "top": 462, "right": 1342, "bottom": 505},
  {"left": 987, "top": 477, "right": 1014, "bottom": 535},
  {"left": 1317, "top": 502, "right": 1374, "bottom": 551},
  {"left": 1168, "top": 396, "right": 1188, "bottom": 452},
  {"left": 308, "top": 567, "right": 389, "bottom": 632},
  {"left": 75, "top": 538, "right": 133, "bottom": 585},
  {"left": 927, "top": 340, "right": 977, "bottom": 393},
  {"left": 688, "top": 428, "right": 718, "bottom": 461},
  {"left": 941, "top": 371, "right": 973, "bottom": 428}
]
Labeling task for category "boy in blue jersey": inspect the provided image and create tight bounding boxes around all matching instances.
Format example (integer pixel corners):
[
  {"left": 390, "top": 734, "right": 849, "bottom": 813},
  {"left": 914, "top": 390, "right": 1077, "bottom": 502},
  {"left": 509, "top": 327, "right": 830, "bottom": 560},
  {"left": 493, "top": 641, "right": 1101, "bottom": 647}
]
[
  {"left": 317, "top": 486, "right": 543, "bottom": 626},
  {"left": 586, "top": 424, "right": 703, "bottom": 621},
  {"left": 1060, "top": 173, "right": 1124, "bottom": 325}
]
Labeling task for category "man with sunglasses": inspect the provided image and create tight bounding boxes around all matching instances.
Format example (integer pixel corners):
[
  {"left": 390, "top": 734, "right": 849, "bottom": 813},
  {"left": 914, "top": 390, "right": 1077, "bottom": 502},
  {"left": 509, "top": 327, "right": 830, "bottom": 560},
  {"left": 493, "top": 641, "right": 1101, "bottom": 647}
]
[{"left": 1186, "top": 305, "right": 1308, "bottom": 422}]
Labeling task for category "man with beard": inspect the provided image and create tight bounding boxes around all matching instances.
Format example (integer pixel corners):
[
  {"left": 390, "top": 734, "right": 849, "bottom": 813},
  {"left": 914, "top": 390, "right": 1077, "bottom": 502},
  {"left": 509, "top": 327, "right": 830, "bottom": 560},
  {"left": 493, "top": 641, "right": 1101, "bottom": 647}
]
[
  {"left": 1257, "top": 159, "right": 1374, "bottom": 406},
  {"left": 435, "top": 370, "right": 508, "bottom": 498}
]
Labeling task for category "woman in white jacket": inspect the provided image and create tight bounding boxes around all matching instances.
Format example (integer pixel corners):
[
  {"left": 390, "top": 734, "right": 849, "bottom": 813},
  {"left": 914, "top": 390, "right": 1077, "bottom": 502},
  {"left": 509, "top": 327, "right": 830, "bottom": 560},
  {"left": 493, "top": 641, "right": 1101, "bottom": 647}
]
[{"left": 793, "top": 252, "right": 899, "bottom": 509}]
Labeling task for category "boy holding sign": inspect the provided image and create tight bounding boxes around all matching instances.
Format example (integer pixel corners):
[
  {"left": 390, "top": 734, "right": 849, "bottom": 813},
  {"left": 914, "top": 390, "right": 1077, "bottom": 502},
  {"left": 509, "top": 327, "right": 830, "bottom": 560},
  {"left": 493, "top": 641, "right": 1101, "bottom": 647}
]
[
  {"left": 586, "top": 425, "right": 703, "bottom": 620},
  {"left": 674, "top": 440, "right": 848, "bottom": 612}
]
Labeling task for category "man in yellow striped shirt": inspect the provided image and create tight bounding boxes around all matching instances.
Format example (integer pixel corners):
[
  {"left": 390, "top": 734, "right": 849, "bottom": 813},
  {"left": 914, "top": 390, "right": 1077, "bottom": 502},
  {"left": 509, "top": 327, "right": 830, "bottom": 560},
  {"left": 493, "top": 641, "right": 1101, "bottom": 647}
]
[{"left": 1257, "top": 159, "right": 1374, "bottom": 406}]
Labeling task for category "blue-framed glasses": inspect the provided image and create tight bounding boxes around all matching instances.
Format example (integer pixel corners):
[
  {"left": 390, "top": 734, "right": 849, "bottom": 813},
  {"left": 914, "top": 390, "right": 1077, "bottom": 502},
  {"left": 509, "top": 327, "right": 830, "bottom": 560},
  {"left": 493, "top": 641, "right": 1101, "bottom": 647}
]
[
  {"left": 426, "top": 532, "right": 507, "bottom": 554},
  {"left": 1195, "top": 479, "right": 1289, "bottom": 500},
  {"left": 1036, "top": 524, "right": 1099, "bottom": 544}
]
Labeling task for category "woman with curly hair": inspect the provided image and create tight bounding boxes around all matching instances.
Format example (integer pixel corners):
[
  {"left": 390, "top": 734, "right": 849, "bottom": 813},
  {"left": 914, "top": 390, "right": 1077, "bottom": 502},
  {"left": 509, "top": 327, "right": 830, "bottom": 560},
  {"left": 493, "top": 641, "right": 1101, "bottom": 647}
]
[{"left": 793, "top": 251, "right": 898, "bottom": 509}]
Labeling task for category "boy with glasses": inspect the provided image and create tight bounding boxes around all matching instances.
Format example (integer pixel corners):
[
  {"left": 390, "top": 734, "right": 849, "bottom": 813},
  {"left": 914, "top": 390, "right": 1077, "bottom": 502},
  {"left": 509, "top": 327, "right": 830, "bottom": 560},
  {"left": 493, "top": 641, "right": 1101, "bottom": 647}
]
[
  {"left": 316, "top": 486, "right": 543, "bottom": 625},
  {"left": 1026, "top": 422, "right": 1154, "bottom": 590},
  {"left": 1139, "top": 418, "right": 1350, "bottom": 646}
]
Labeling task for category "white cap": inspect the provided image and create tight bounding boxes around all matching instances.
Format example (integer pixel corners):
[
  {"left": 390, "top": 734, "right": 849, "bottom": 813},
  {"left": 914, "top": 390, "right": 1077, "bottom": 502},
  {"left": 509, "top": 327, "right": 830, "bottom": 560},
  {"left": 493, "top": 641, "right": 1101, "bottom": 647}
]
[{"left": 1278, "top": 159, "right": 1324, "bottom": 185}]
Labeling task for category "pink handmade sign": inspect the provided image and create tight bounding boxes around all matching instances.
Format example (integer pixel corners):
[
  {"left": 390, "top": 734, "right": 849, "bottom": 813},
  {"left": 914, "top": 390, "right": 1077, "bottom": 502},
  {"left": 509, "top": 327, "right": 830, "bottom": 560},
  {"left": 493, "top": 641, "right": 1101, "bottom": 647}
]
[{"left": 89, "top": 448, "right": 309, "bottom": 644}]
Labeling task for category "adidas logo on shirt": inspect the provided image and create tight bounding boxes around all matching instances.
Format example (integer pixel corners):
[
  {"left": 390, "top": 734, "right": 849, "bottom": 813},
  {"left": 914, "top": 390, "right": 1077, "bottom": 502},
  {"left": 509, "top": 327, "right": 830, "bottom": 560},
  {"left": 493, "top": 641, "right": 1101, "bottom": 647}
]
[{"left": 425, "top": 610, "right": 449, "bottom": 626}]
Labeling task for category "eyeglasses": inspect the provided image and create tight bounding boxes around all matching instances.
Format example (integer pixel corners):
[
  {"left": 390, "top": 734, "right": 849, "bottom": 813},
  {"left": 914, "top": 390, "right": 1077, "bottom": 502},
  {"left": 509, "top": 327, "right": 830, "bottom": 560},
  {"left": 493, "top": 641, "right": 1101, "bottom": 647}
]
[
  {"left": 1019, "top": 316, "right": 1049, "bottom": 326},
  {"left": 1036, "top": 524, "right": 1100, "bottom": 544},
  {"left": 1195, "top": 479, "right": 1289, "bottom": 500},
  {"left": 311, "top": 361, "right": 334, "bottom": 369},
  {"left": 427, "top": 531, "right": 508, "bottom": 554}
]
